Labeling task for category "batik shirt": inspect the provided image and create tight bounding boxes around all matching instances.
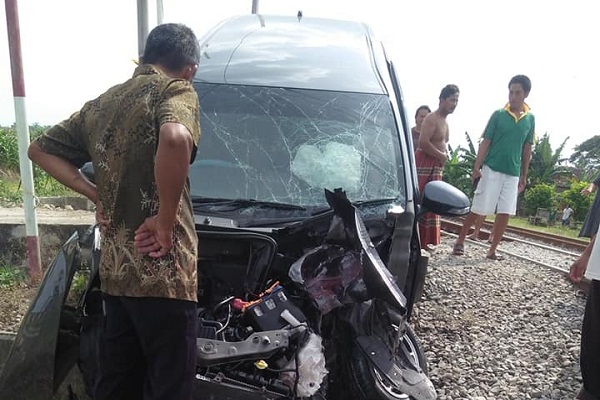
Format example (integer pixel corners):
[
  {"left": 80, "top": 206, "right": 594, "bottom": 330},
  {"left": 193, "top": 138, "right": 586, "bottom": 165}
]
[{"left": 35, "top": 65, "right": 200, "bottom": 302}]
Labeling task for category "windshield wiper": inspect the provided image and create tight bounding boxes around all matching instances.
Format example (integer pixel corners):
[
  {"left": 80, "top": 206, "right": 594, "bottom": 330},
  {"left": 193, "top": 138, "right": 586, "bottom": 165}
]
[
  {"left": 192, "top": 197, "right": 306, "bottom": 211},
  {"left": 311, "top": 197, "right": 399, "bottom": 215},
  {"left": 353, "top": 197, "right": 399, "bottom": 206}
]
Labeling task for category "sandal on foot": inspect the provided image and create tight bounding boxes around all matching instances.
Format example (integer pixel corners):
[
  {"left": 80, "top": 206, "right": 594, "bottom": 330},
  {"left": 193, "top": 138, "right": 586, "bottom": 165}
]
[
  {"left": 425, "top": 244, "right": 439, "bottom": 252},
  {"left": 486, "top": 253, "right": 504, "bottom": 261},
  {"left": 452, "top": 243, "right": 464, "bottom": 255}
]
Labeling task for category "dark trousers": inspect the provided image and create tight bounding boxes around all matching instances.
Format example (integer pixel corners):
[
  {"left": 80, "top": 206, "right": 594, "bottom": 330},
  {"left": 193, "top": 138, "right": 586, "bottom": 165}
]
[
  {"left": 95, "top": 294, "right": 197, "bottom": 400},
  {"left": 578, "top": 280, "right": 600, "bottom": 400}
]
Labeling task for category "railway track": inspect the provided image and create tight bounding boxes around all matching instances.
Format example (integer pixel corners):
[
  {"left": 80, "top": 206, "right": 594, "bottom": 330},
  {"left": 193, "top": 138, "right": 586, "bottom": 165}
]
[
  {"left": 441, "top": 218, "right": 589, "bottom": 253},
  {"left": 440, "top": 218, "right": 590, "bottom": 292}
]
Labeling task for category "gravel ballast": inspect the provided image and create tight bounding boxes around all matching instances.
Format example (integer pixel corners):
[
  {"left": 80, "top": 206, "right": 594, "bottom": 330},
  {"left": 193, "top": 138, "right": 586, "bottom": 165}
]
[{"left": 412, "top": 236, "right": 587, "bottom": 400}]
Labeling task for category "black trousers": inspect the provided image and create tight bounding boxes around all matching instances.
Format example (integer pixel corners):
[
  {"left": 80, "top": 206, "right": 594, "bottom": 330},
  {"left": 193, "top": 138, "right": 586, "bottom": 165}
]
[
  {"left": 578, "top": 280, "right": 600, "bottom": 400},
  {"left": 95, "top": 294, "right": 197, "bottom": 400}
]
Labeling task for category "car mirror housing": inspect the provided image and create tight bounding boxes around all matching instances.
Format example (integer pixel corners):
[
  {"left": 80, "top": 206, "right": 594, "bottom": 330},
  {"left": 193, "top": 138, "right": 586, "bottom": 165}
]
[
  {"left": 80, "top": 162, "right": 95, "bottom": 184},
  {"left": 420, "top": 180, "right": 470, "bottom": 217}
]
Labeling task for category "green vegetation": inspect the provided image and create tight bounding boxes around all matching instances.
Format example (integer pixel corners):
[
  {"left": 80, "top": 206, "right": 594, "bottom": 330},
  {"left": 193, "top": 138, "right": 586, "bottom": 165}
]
[
  {"left": 444, "top": 131, "right": 477, "bottom": 197},
  {"left": 570, "top": 135, "right": 600, "bottom": 180},
  {"left": 65, "top": 269, "right": 91, "bottom": 305},
  {"left": 0, "top": 263, "right": 26, "bottom": 288},
  {"left": 483, "top": 215, "right": 588, "bottom": 241},
  {"left": 528, "top": 133, "right": 572, "bottom": 187},
  {"left": 443, "top": 132, "right": 600, "bottom": 240},
  {"left": 558, "top": 181, "right": 591, "bottom": 221},
  {"left": 0, "top": 127, "right": 20, "bottom": 171},
  {"left": 0, "top": 176, "right": 23, "bottom": 203},
  {"left": 523, "top": 183, "right": 556, "bottom": 216},
  {"left": 521, "top": 180, "right": 591, "bottom": 226},
  {"left": 71, "top": 270, "right": 90, "bottom": 295},
  {"left": 0, "top": 124, "right": 76, "bottom": 202}
]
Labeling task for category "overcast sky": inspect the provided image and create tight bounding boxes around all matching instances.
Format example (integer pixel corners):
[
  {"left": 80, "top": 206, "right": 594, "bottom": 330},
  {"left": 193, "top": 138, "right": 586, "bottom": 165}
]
[{"left": 1, "top": 0, "right": 598, "bottom": 156}]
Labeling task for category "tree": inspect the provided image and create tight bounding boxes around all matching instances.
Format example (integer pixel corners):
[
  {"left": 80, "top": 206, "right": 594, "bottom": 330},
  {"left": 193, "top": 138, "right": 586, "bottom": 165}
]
[
  {"left": 559, "top": 180, "right": 592, "bottom": 221},
  {"left": 444, "top": 131, "right": 477, "bottom": 196},
  {"left": 570, "top": 134, "right": 600, "bottom": 172},
  {"left": 578, "top": 167, "right": 600, "bottom": 184},
  {"left": 523, "top": 183, "right": 556, "bottom": 216},
  {"left": 528, "top": 133, "right": 572, "bottom": 187},
  {"left": 443, "top": 146, "right": 472, "bottom": 196}
]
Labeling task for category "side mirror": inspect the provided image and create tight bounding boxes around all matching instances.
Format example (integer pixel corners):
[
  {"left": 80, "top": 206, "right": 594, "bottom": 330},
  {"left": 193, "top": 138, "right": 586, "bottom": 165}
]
[
  {"left": 419, "top": 180, "right": 470, "bottom": 217},
  {"left": 80, "top": 162, "right": 95, "bottom": 184}
]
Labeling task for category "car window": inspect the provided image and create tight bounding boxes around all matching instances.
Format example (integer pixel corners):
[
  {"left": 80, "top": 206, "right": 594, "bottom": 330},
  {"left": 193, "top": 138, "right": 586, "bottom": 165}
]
[{"left": 190, "top": 83, "right": 406, "bottom": 208}]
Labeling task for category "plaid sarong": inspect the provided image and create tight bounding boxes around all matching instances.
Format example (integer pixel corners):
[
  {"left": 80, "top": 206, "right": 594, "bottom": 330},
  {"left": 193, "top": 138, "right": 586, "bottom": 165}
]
[{"left": 415, "top": 149, "right": 444, "bottom": 248}]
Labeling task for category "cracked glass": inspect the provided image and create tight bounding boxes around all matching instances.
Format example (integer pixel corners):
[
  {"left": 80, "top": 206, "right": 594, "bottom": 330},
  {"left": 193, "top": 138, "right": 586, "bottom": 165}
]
[{"left": 190, "top": 83, "right": 406, "bottom": 209}]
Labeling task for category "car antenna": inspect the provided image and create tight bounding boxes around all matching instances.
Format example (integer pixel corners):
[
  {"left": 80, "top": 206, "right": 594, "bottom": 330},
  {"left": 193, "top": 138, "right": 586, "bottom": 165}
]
[{"left": 297, "top": 10, "right": 303, "bottom": 21}]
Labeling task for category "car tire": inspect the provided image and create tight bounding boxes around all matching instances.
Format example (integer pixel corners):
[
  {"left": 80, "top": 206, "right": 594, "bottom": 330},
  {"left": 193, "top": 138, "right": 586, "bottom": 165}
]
[{"left": 345, "top": 325, "right": 427, "bottom": 400}]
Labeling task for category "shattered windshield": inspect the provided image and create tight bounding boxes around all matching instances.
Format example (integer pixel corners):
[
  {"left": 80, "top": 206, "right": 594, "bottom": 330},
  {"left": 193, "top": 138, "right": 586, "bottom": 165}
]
[{"left": 190, "top": 83, "right": 406, "bottom": 208}]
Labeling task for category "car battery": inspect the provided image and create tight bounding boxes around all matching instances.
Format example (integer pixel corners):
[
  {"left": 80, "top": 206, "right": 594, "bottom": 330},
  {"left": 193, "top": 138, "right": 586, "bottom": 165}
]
[{"left": 244, "top": 286, "right": 307, "bottom": 331}]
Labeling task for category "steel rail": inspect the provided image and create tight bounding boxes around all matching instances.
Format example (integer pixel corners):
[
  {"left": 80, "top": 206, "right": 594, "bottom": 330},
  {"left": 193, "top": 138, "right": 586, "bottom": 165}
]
[
  {"left": 441, "top": 218, "right": 589, "bottom": 253},
  {"left": 440, "top": 231, "right": 590, "bottom": 293}
]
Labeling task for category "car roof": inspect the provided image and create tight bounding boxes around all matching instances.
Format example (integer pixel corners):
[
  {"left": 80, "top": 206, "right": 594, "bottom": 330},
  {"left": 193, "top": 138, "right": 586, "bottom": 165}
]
[{"left": 194, "top": 14, "right": 388, "bottom": 94}]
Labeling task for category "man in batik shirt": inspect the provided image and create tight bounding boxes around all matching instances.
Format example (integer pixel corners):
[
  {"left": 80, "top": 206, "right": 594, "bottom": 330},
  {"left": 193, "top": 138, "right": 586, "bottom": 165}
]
[{"left": 28, "top": 23, "right": 200, "bottom": 400}]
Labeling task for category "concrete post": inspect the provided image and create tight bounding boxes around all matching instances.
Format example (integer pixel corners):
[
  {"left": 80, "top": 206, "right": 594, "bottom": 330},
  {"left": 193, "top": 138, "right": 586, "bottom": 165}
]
[
  {"left": 157, "top": 0, "right": 163, "bottom": 25},
  {"left": 4, "top": 0, "right": 41, "bottom": 281}
]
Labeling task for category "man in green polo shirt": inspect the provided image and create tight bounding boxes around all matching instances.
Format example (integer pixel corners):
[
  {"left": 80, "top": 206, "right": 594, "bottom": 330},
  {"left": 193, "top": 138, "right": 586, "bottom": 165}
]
[{"left": 453, "top": 75, "right": 534, "bottom": 260}]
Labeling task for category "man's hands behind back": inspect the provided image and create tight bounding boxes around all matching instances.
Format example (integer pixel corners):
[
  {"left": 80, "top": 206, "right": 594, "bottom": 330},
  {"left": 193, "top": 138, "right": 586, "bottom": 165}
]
[{"left": 134, "top": 216, "right": 173, "bottom": 258}]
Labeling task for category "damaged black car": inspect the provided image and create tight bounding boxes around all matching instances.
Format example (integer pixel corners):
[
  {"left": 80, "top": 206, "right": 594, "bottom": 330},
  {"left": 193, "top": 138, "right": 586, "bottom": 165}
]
[{"left": 0, "top": 14, "right": 469, "bottom": 400}]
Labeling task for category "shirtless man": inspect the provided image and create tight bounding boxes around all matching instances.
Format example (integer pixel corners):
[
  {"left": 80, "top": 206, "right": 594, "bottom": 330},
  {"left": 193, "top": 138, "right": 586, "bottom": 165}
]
[{"left": 415, "top": 84, "right": 460, "bottom": 250}]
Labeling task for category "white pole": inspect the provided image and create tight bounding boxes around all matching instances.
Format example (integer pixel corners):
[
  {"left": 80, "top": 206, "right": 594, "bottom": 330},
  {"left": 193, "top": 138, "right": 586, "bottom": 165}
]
[
  {"left": 157, "top": 0, "right": 163, "bottom": 25},
  {"left": 4, "top": 0, "right": 42, "bottom": 281},
  {"left": 137, "top": 0, "right": 149, "bottom": 61},
  {"left": 251, "top": 0, "right": 259, "bottom": 14}
]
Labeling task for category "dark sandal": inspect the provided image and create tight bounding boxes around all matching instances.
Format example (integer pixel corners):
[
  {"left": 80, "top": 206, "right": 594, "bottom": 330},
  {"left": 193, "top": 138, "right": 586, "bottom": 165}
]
[
  {"left": 452, "top": 243, "right": 464, "bottom": 255},
  {"left": 486, "top": 253, "right": 504, "bottom": 261}
]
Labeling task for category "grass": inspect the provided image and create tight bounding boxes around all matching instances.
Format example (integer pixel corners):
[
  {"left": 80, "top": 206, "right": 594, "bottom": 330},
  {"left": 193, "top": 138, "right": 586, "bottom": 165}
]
[
  {"left": 0, "top": 263, "right": 26, "bottom": 288},
  {"left": 0, "top": 168, "right": 77, "bottom": 205},
  {"left": 484, "top": 215, "right": 589, "bottom": 241},
  {"left": 0, "top": 175, "right": 23, "bottom": 204},
  {"left": 0, "top": 125, "right": 76, "bottom": 201},
  {"left": 66, "top": 270, "right": 91, "bottom": 305}
]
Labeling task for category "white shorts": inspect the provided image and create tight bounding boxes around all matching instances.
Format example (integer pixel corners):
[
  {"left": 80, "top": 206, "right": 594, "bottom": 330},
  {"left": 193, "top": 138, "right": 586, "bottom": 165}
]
[{"left": 471, "top": 165, "right": 519, "bottom": 215}]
